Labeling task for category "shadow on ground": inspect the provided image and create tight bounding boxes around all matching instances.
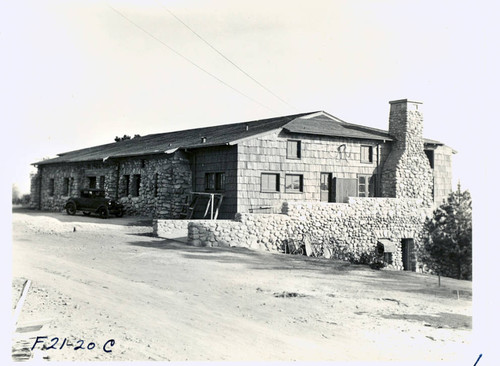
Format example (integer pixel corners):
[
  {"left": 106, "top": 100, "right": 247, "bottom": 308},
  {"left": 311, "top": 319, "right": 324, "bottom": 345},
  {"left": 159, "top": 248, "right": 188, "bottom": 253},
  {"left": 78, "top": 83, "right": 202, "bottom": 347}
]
[
  {"left": 381, "top": 312, "right": 472, "bottom": 330},
  {"left": 126, "top": 237, "right": 473, "bottom": 300}
]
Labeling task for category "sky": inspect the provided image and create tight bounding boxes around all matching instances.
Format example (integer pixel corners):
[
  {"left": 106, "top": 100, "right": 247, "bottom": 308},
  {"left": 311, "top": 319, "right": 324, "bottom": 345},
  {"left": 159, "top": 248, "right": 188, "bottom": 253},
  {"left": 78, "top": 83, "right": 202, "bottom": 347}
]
[{"left": 1, "top": 0, "right": 495, "bottom": 197}]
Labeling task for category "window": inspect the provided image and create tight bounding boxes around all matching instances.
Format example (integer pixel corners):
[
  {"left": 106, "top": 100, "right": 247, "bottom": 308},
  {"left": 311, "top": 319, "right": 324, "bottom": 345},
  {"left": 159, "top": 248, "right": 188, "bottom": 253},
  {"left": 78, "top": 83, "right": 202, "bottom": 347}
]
[
  {"left": 141, "top": 159, "right": 146, "bottom": 168},
  {"left": 154, "top": 173, "right": 159, "bottom": 197},
  {"left": 216, "top": 173, "right": 225, "bottom": 190},
  {"left": 261, "top": 173, "right": 280, "bottom": 192},
  {"left": 287, "top": 140, "right": 301, "bottom": 159},
  {"left": 88, "top": 176, "right": 97, "bottom": 188},
  {"left": 123, "top": 175, "right": 130, "bottom": 196},
  {"left": 205, "top": 173, "right": 215, "bottom": 190},
  {"left": 132, "top": 174, "right": 141, "bottom": 197},
  {"left": 205, "top": 172, "right": 226, "bottom": 191},
  {"left": 285, "top": 174, "right": 303, "bottom": 193},
  {"left": 48, "top": 179, "right": 55, "bottom": 196},
  {"left": 358, "top": 174, "right": 376, "bottom": 197},
  {"left": 360, "top": 145, "right": 373, "bottom": 163},
  {"left": 99, "top": 175, "right": 105, "bottom": 189},
  {"left": 63, "top": 178, "right": 70, "bottom": 196}
]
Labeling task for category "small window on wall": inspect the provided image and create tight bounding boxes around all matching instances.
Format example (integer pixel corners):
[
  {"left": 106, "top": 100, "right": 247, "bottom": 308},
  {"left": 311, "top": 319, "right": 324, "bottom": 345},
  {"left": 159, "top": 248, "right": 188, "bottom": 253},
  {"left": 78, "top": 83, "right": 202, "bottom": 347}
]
[
  {"left": 205, "top": 173, "right": 215, "bottom": 191},
  {"left": 88, "top": 176, "right": 97, "bottom": 189},
  {"left": 287, "top": 140, "right": 301, "bottom": 159},
  {"left": 360, "top": 145, "right": 373, "bottom": 163},
  {"left": 205, "top": 172, "right": 226, "bottom": 191},
  {"left": 154, "top": 173, "right": 159, "bottom": 197},
  {"left": 261, "top": 173, "right": 280, "bottom": 192},
  {"left": 132, "top": 174, "right": 141, "bottom": 197},
  {"left": 123, "top": 175, "right": 130, "bottom": 196},
  {"left": 358, "top": 174, "right": 376, "bottom": 197},
  {"left": 49, "top": 179, "right": 55, "bottom": 196},
  {"left": 63, "top": 178, "right": 70, "bottom": 196},
  {"left": 216, "top": 173, "right": 225, "bottom": 190},
  {"left": 285, "top": 174, "right": 303, "bottom": 193},
  {"left": 99, "top": 175, "right": 105, "bottom": 189}
]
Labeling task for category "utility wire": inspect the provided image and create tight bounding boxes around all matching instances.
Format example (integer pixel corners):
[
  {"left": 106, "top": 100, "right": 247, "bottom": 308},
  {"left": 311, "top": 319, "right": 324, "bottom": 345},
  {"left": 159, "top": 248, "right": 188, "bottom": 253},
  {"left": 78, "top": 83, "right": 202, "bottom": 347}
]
[
  {"left": 161, "top": 5, "right": 299, "bottom": 112},
  {"left": 108, "top": 4, "right": 276, "bottom": 113}
]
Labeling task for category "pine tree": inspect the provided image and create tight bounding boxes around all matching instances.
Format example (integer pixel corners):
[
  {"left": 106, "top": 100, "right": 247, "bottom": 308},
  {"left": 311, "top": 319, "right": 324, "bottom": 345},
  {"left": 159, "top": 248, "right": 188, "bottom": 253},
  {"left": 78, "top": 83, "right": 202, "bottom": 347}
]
[{"left": 420, "top": 183, "right": 472, "bottom": 280}]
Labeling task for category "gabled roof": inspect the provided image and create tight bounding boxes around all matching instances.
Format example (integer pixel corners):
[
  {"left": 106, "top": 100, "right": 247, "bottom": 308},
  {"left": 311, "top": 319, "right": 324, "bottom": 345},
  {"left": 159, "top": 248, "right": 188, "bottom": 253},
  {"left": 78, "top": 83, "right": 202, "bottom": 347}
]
[
  {"left": 33, "top": 111, "right": 442, "bottom": 165},
  {"left": 284, "top": 112, "right": 393, "bottom": 140}
]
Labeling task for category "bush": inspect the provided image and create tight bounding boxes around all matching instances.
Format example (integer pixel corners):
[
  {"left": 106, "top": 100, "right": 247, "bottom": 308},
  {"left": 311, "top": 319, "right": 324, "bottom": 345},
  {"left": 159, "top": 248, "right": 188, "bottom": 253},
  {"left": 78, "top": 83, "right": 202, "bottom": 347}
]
[{"left": 351, "top": 251, "right": 386, "bottom": 270}]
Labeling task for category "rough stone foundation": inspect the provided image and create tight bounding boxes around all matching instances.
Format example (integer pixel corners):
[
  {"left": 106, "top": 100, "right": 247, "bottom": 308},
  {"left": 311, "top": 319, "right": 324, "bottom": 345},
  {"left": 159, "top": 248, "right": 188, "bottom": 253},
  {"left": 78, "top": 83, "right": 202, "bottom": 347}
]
[{"left": 154, "top": 198, "right": 431, "bottom": 270}]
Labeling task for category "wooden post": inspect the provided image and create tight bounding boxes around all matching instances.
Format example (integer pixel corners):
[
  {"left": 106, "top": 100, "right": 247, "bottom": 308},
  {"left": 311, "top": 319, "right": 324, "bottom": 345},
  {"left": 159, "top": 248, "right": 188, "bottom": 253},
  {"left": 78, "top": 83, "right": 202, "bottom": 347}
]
[
  {"left": 438, "top": 274, "right": 441, "bottom": 287},
  {"left": 210, "top": 194, "right": 214, "bottom": 220}
]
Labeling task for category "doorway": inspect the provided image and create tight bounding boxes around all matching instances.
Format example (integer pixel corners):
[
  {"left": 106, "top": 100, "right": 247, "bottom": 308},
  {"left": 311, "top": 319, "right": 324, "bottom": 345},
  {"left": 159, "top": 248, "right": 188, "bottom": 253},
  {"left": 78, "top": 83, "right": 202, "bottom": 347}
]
[
  {"left": 320, "top": 173, "right": 333, "bottom": 202},
  {"left": 401, "top": 238, "right": 416, "bottom": 271}
]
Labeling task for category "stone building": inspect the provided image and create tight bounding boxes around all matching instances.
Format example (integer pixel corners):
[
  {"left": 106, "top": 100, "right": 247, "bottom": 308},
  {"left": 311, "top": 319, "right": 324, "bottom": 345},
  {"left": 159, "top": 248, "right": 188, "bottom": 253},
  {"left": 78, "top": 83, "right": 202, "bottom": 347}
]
[
  {"left": 31, "top": 98, "right": 455, "bottom": 270},
  {"left": 31, "top": 99, "right": 453, "bottom": 218}
]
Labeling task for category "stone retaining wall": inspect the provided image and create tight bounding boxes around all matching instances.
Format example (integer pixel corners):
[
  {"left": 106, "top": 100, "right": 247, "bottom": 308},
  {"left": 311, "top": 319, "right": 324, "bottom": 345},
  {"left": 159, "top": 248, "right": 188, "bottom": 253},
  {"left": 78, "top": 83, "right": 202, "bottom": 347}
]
[{"left": 154, "top": 197, "right": 431, "bottom": 270}]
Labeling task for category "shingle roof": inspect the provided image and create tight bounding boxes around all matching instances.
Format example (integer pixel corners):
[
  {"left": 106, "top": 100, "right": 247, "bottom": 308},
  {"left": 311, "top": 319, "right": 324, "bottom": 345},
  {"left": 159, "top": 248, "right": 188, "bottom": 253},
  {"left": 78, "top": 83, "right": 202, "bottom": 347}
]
[
  {"left": 284, "top": 112, "right": 393, "bottom": 140},
  {"left": 33, "top": 111, "right": 443, "bottom": 165}
]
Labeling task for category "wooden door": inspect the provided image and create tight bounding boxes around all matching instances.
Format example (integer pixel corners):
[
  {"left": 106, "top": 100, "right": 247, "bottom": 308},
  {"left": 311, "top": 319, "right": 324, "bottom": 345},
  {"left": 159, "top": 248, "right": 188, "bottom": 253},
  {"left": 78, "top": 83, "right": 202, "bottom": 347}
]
[
  {"left": 320, "top": 173, "right": 332, "bottom": 202},
  {"left": 401, "top": 239, "right": 416, "bottom": 271},
  {"left": 334, "top": 178, "right": 358, "bottom": 203}
]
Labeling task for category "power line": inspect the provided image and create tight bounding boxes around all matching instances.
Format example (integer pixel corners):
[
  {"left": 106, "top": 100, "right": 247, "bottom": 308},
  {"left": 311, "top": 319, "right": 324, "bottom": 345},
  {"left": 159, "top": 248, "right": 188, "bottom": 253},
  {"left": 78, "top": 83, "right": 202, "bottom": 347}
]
[
  {"left": 107, "top": 4, "right": 276, "bottom": 113},
  {"left": 161, "top": 5, "right": 299, "bottom": 112}
]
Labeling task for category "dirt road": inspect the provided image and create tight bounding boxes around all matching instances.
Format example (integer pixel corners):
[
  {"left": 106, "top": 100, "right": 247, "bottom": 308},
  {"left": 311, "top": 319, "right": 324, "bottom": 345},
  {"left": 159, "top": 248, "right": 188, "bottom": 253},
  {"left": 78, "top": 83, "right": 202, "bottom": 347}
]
[{"left": 12, "top": 209, "right": 473, "bottom": 362}]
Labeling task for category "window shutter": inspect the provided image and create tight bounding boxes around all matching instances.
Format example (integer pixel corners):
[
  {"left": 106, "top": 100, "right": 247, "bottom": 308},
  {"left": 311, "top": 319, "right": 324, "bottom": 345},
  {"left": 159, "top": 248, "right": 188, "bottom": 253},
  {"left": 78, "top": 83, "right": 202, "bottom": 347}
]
[{"left": 334, "top": 178, "right": 358, "bottom": 203}]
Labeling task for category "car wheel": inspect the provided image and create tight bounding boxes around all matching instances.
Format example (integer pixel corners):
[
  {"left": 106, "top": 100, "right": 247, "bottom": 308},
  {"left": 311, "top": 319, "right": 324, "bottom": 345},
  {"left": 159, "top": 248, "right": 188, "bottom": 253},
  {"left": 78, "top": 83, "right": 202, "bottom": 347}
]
[
  {"left": 98, "top": 207, "right": 109, "bottom": 219},
  {"left": 66, "top": 203, "right": 76, "bottom": 215},
  {"left": 83, "top": 211, "right": 91, "bottom": 216},
  {"left": 115, "top": 207, "right": 124, "bottom": 218}
]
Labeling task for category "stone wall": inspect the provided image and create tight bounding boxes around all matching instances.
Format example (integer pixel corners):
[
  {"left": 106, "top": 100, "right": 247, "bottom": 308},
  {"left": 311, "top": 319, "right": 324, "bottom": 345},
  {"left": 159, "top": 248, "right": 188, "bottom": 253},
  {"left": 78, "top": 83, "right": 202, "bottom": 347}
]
[
  {"left": 155, "top": 198, "right": 430, "bottom": 270},
  {"left": 29, "top": 172, "right": 41, "bottom": 209},
  {"left": 117, "top": 151, "right": 192, "bottom": 218},
  {"left": 237, "top": 129, "right": 390, "bottom": 213},
  {"left": 31, "top": 161, "right": 117, "bottom": 212},
  {"left": 153, "top": 219, "right": 191, "bottom": 238},
  {"left": 30, "top": 151, "right": 192, "bottom": 218}
]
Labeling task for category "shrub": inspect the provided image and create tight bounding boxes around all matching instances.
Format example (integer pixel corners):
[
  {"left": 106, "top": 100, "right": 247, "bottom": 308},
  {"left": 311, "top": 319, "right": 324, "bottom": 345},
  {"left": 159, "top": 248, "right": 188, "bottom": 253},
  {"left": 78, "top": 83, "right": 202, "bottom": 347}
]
[{"left": 420, "top": 184, "right": 472, "bottom": 280}]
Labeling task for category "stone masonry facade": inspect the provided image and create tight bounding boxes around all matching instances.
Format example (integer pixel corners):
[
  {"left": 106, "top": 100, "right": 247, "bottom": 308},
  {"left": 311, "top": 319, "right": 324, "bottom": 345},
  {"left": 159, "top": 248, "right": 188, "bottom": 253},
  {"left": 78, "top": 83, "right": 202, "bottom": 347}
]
[
  {"left": 31, "top": 98, "right": 452, "bottom": 249},
  {"left": 30, "top": 151, "right": 192, "bottom": 218}
]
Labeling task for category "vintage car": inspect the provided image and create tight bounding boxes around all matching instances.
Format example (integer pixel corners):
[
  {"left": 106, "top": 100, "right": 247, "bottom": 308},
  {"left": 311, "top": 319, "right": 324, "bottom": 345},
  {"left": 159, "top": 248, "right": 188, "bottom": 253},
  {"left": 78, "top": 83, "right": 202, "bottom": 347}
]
[{"left": 65, "top": 189, "right": 124, "bottom": 218}]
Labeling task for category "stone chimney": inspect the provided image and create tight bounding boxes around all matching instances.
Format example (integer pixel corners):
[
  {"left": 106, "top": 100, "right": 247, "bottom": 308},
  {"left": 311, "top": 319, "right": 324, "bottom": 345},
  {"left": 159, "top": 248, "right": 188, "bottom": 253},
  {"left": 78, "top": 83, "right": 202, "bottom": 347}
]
[{"left": 381, "top": 99, "right": 433, "bottom": 206}]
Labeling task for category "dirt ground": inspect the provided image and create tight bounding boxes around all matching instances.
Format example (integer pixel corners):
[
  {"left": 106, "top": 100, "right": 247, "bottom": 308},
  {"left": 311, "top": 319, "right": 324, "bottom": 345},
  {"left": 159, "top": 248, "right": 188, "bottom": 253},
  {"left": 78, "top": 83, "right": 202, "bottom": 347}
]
[{"left": 11, "top": 208, "right": 474, "bottom": 362}]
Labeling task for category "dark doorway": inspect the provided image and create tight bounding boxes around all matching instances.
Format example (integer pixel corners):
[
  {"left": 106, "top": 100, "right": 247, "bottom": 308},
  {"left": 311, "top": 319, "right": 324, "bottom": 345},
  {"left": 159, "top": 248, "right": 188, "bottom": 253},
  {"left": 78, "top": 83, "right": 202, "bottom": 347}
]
[
  {"left": 320, "top": 173, "right": 333, "bottom": 202},
  {"left": 401, "top": 238, "right": 416, "bottom": 271}
]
